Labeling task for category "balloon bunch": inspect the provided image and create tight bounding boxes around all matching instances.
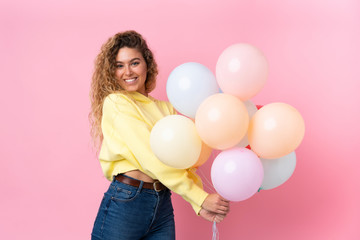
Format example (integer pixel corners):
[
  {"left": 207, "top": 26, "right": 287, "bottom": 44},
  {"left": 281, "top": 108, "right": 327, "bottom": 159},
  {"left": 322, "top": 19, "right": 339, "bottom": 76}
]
[{"left": 150, "top": 43, "right": 305, "bottom": 202}]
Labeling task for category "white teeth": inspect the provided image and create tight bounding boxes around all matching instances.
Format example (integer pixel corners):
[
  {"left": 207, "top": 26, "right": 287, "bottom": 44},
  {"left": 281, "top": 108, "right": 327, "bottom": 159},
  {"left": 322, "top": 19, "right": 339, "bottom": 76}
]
[{"left": 125, "top": 78, "right": 137, "bottom": 83}]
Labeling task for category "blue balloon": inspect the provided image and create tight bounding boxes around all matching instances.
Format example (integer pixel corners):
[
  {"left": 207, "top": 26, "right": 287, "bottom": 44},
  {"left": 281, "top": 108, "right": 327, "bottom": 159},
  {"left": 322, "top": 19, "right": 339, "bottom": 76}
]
[{"left": 166, "top": 62, "right": 219, "bottom": 118}]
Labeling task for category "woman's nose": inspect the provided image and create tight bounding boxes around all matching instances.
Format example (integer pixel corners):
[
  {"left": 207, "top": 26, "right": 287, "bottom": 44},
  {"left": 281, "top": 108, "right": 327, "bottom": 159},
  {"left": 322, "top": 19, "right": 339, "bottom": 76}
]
[{"left": 124, "top": 65, "right": 132, "bottom": 75}]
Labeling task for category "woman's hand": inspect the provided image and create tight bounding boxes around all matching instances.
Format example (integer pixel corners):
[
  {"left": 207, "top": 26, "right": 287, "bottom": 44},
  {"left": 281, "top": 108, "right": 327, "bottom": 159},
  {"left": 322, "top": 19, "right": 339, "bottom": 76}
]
[
  {"left": 201, "top": 193, "right": 230, "bottom": 215},
  {"left": 199, "top": 208, "right": 227, "bottom": 223}
]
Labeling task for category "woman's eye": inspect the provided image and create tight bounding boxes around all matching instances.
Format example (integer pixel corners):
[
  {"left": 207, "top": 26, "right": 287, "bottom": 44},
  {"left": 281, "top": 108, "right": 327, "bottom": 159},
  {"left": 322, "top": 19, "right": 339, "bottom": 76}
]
[
  {"left": 132, "top": 62, "right": 140, "bottom": 66},
  {"left": 116, "top": 64, "right": 123, "bottom": 68}
]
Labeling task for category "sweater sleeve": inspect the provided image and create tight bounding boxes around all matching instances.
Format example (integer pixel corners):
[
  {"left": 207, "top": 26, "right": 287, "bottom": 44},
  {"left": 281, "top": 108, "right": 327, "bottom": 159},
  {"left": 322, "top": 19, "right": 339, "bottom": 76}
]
[{"left": 101, "top": 94, "right": 208, "bottom": 214}]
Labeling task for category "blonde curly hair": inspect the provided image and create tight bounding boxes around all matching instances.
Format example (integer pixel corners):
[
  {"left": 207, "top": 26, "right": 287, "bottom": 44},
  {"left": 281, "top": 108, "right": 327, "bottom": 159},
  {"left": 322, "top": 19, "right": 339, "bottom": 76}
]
[{"left": 89, "top": 30, "right": 158, "bottom": 150}]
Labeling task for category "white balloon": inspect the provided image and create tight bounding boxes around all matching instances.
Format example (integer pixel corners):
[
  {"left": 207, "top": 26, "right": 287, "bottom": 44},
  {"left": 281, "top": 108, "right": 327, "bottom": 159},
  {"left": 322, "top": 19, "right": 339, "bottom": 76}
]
[
  {"left": 260, "top": 151, "right": 296, "bottom": 190},
  {"left": 150, "top": 115, "right": 202, "bottom": 169},
  {"left": 166, "top": 62, "right": 219, "bottom": 119}
]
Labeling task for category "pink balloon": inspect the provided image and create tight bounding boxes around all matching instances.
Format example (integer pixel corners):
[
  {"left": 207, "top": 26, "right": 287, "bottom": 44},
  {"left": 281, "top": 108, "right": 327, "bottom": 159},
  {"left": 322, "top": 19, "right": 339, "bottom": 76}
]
[
  {"left": 216, "top": 43, "right": 268, "bottom": 101},
  {"left": 195, "top": 93, "right": 249, "bottom": 150},
  {"left": 211, "top": 147, "right": 264, "bottom": 202}
]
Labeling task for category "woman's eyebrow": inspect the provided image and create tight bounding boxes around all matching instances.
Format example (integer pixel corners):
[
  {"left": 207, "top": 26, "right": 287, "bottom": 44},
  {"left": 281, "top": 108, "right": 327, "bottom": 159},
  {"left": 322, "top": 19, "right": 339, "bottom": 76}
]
[{"left": 116, "top": 58, "right": 141, "bottom": 63}]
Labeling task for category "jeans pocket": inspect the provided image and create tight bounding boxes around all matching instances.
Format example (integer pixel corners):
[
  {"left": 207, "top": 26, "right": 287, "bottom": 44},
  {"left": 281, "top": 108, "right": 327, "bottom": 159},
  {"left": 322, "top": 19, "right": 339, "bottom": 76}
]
[{"left": 111, "top": 186, "right": 140, "bottom": 202}]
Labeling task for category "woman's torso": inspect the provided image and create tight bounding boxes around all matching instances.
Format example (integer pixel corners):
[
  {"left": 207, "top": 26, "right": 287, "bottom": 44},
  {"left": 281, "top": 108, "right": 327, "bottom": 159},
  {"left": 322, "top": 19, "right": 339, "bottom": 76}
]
[{"left": 124, "top": 170, "right": 155, "bottom": 183}]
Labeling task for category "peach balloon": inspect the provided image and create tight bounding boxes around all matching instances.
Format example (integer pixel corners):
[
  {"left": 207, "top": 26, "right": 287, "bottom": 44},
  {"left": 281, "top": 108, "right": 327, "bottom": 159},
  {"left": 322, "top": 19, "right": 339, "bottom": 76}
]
[
  {"left": 248, "top": 103, "right": 305, "bottom": 159},
  {"left": 192, "top": 142, "right": 213, "bottom": 168},
  {"left": 216, "top": 43, "right": 268, "bottom": 101},
  {"left": 195, "top": 93, "right": 249, "bottom": 150}
]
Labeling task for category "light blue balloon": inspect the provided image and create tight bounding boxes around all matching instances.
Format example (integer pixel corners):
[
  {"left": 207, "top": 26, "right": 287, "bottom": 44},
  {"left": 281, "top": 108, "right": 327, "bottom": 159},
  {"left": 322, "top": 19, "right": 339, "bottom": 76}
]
[
  {"left": 260, "top": 151, "right": 297, "bottom": 190},
  {"left": 166, "top": 62, "right": 219, "bottom": 118}
]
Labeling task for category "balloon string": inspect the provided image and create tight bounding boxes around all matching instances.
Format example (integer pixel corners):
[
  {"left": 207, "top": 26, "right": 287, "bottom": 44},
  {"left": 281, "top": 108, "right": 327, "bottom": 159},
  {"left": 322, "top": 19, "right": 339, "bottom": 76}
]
[
  {"left": 196, "top": 152, "right": 220, "bottom": 239},
  {"left": 212, "top": 221, "right": 219, "bottom": 240},
  {"left": 198, "top": 151, "right": 219, "bottom": 193},
  {"left": 197, "top": 167, "right": 216, "bottom": 193}
]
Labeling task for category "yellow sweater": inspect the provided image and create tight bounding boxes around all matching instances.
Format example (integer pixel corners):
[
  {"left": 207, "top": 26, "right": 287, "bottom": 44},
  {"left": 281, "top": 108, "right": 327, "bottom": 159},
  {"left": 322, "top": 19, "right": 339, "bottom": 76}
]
[{"left": 99, "top": 91, "right": 209, "bottom": 214}]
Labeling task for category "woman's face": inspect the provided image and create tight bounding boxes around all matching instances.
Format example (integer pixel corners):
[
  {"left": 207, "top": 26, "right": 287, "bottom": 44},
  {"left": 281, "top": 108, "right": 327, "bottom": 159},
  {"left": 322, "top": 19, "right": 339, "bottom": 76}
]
[{"left": 115, "top": 47, "right": 148, "bottom": 96}]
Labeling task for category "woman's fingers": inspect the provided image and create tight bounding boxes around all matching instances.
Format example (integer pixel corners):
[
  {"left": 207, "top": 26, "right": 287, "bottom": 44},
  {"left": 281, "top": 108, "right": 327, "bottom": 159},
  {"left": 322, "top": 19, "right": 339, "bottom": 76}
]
[
  {"left": 215, "top": 200, "right": 230, "bottom": 214},
  {"left": 202, "top": 193, "right": 231, "bottom": 213},
  {"left": 216, "top": 207, "right": 229, "bottom": 215},
  {"left": 199, "top": 208, "right": 228, "bottom": 223},
  {"left": 214, "top": 214, "right": 226, "bottom": 223}
]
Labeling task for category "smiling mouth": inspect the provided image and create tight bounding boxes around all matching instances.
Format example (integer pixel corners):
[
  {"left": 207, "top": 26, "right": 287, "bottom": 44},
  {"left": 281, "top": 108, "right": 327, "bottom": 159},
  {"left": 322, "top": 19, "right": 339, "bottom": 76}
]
[{"left": 124, "top": 77, "right": 137, "bottom": 83}]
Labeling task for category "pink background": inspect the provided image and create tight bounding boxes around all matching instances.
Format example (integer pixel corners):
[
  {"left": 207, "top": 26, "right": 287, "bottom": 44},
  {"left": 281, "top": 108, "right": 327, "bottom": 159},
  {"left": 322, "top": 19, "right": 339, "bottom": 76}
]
[{"left": 1, "top": 0, "right": 359, "bottom": 239}]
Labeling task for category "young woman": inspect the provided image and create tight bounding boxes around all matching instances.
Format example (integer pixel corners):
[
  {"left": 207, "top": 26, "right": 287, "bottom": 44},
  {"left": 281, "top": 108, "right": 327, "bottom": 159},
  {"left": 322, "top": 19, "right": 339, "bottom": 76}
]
[{"left": 89, "top": 30, "right": 229, "bottom": 240}]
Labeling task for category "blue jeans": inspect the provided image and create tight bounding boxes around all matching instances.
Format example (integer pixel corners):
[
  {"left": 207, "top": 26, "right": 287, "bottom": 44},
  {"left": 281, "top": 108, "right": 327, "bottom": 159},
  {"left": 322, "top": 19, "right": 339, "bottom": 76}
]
[{"left": 91, "top": 175, "right": 175, "bottom": 240}]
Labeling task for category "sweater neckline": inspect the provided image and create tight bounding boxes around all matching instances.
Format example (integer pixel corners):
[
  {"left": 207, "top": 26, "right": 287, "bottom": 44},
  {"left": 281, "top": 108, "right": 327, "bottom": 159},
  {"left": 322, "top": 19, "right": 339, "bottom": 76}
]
[{"left": 127, "top": 91, "right": 156, "bottom": 103}]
